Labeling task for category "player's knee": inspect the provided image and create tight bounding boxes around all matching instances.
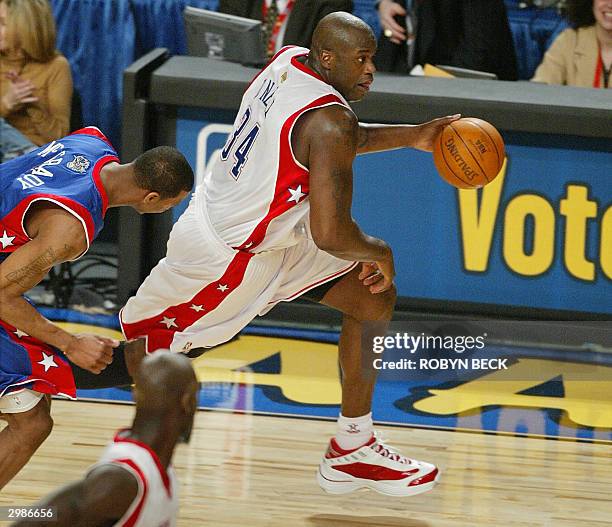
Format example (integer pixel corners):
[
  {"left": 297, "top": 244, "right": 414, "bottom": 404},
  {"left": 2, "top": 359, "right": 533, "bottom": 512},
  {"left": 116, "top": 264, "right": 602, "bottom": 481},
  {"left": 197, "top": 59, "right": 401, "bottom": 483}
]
[
  {"left": 360, "top": 283, "right": 397, "bottom": 322},
  {"left": 380, "top": 284, "right": 397, "bottom": 319},
  {"left": 13, "top": 403, "right": 54, "bottom": 445}
]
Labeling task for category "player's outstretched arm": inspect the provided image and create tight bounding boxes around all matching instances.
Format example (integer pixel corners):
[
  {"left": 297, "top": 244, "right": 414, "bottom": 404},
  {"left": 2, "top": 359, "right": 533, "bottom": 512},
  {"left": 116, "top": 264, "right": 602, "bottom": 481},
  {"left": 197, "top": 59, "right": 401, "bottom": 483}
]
[
  {"left": 11, "top": 464, "right": 138, "bottom": 527},
  {"left": 0, "top": 205, "right": 117, "bottom": 373},
  {"left": 356, "top": 114, "right": 461, "bottom": 154},
  {"left": 300, "top": 105, "right": 395, "bottom": 293}
]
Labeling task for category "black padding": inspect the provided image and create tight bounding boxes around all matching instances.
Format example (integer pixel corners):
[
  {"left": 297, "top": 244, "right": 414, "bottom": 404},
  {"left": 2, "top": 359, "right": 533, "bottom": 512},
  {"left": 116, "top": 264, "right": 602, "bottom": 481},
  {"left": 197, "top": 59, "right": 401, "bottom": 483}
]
[
  {"left": 300, "top": 274, "right": 345, "bottom": 303},
  {"left": 70, "top": 342, "right": 133, "bottom": 389}
]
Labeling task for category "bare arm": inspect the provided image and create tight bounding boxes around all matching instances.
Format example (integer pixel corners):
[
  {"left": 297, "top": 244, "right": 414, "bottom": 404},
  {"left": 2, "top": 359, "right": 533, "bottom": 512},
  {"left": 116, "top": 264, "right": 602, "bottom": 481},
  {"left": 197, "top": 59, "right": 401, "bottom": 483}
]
[
  {"left": 0, "top": 205, "right": 116, "bottom": 372},
  {"left": 357, "top": 114, "right": 461, "bottom": 155},
  {"left": 11, "top": 464, "right": 139, "bottom": 527},
  {"left": 297, "top": 105, "right": 394, "bottom": 293}
]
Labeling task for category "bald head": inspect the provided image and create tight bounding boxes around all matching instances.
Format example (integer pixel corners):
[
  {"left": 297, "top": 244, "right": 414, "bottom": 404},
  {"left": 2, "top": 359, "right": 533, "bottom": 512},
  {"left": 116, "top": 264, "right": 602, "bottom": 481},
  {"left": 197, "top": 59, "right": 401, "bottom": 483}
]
[
  {"left": 311, "top": 12, "right": 375, "bottom": 55},
  {"left": 307, "top": 12, "right": 377, "bottom": 102},
  {"left": 134, "top": 352, "right": 197, "bottom": 411}
]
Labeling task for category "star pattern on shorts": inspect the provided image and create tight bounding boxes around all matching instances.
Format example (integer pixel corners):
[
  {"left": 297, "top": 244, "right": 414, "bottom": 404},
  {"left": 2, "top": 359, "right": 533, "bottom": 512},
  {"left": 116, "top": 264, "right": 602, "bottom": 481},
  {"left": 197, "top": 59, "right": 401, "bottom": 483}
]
[
  {"left": 190, "top": 304, "right": 204, "bottom": 312},
  {"left": 287, "top": 185, "right": 305, "bottom": 204},
  {"left": 160, "top": 316, "right": 178, "bottom": 329},
  {"left": 0, "top": 230, "right": 16, "bottom": 249},
  {"left": 38, "top": 352, "right": 58, "bottom": 372},
  {"left": 217, "top": 284, "right": 229, "bottom": 293},
  {"left": 14, "top": 329, "right": 29, "bottom": 338}
]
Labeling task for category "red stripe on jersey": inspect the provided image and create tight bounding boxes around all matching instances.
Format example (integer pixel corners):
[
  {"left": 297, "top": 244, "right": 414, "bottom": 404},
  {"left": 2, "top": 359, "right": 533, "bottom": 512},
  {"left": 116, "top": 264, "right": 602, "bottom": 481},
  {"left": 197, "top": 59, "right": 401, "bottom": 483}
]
[
  {"left": 244, "top": 45, "right": 297, "bottom": 93},
  {"left": 91, "top": 154, "right": 118, "bottom": 214},
  {"left": 70, "top": 126, "right": 116, "bottom": 150},
  {"left": 121, "top": 250, "right": 254, "bottom": 353},
  {"left": 0, "top": 320, "right": 76, "bottom": 398},
  {"left": 114, "top": 458, "right": 148, "bottom": 527},
  {"left": 290, "top": 53, "right": 326, "bottom": 82},
  {"left": 0, "top": 194, "right": 96, "bottom": 255},
  {"left": 234, "top": 93, "right": 345, "bottom": 253},
  {"left": 114, "top": 432, "right": 172, "bottom": 497}
]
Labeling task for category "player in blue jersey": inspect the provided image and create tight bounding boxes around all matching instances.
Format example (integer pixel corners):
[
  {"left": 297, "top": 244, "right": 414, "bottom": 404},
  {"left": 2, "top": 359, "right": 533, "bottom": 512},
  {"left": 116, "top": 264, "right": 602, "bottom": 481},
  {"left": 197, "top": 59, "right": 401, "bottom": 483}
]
[{"left": 0, "top": 126, "right": 193, "bottom": 489}]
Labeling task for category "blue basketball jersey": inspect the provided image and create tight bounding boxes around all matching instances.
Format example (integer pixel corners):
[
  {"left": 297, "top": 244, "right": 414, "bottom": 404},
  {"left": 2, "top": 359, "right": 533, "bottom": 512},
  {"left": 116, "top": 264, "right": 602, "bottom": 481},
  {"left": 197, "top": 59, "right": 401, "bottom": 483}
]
[{"left": 0, "top": 127, "right": 119, "bottom": 263}]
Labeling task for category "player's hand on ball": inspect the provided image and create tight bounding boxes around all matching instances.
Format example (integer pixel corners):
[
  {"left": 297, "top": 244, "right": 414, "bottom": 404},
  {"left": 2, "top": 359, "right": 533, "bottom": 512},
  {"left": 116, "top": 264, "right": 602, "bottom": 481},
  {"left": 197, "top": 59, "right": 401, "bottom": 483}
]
[
  {"left": 64, "top": 334, "right": 118, "bottom": 374},
  {"left": 413, "top": 114, "right": 461, "bottom": 152}
]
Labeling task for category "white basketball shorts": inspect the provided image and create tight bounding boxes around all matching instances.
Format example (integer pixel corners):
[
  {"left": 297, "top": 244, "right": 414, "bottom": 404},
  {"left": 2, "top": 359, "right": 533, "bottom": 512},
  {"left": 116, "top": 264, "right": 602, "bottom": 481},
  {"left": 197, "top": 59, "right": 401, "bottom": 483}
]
[
  {"left": 120, "top": 190, "right": 357, "bottom": 354},
  {"left": 0, "top": 388, "right": 44, "bottom": 414}
]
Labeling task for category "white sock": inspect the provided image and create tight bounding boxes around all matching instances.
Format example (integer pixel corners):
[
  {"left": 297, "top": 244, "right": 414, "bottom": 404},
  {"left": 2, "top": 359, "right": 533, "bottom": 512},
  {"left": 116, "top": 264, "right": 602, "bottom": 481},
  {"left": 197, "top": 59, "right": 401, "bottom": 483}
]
[{"left": 335, "top": 412, "right": 373, "bottom": 451}]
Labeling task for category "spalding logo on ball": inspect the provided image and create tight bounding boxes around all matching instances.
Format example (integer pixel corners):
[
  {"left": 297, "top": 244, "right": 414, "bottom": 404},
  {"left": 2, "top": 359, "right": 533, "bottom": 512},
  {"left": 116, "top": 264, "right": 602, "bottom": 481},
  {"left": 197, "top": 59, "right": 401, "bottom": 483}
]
[{"left": 433, "top": 117, "right": 505, "bottom": 188}]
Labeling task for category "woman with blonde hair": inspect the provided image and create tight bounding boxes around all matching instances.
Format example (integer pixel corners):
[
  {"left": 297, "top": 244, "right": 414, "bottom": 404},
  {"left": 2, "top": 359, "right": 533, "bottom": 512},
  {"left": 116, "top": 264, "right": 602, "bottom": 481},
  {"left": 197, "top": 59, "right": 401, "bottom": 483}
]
[
  {"left": 532, "top": 0, "right": 612, "bottom": 88},
  {"left": 0, "top": 0, "right": 73, "bottom": 158}
]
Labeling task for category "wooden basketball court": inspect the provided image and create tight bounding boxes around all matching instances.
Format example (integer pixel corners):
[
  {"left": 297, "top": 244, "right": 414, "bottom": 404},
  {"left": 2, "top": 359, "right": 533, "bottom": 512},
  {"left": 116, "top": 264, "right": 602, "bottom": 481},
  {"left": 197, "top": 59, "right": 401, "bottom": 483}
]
[{"left": 2, "top": 399, "right": 611, "bottom": 526}]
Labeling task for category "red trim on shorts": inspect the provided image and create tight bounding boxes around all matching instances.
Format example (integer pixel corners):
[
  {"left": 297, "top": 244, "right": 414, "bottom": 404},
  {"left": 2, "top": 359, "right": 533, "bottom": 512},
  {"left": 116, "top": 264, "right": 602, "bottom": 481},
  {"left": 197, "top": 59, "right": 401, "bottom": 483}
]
[
  {"left": 0, "top": 320, "right": 76, "bottom": 398},
  {"left": 70, "top": 126, "right": 116, "bottom": 150},
  {"left": 114, "top": 431, "right": 172, "bottom": 497},
  {"left": 114, "top": 458, "right": 148, "bottom": 527},
  {"left": 283, "top": 261, "right": 358, "bottom": 302},
  {"left": 121, "top": 250, "right": 255, "bottom": 353},
  {"left": 234, "top": 93, "right": 345, "bottom": 253}
]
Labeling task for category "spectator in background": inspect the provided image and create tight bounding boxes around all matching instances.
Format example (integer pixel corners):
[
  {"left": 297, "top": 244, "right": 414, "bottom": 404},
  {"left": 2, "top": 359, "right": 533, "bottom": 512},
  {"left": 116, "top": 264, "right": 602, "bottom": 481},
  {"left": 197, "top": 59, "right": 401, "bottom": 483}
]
[
  {"left": 0, "top": 0, "right": 73, "bottom": 158},
  {"left": 0, "top": 118, "right": 35, "bottom": 162},
  {"left": 375, "top": 0, "right": 519, "bottom": 80},
  {"left": 218, "top": 0, "right": 353, "bottom": 58},
  {"left": 532, "top": 0, "right": 612, "bottom": 88}
]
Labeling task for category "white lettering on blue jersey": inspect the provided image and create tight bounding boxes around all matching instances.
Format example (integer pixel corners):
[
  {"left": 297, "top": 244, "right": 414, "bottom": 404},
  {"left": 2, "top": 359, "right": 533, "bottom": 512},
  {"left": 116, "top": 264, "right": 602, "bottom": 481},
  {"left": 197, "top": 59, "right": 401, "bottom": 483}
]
[{"left": 18, "top": 148, "right": 66, "bottom": 189}]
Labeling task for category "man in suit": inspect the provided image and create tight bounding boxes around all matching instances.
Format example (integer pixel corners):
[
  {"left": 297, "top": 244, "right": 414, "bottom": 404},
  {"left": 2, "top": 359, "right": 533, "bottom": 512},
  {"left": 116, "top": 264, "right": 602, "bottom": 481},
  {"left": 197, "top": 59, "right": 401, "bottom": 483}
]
[
  {"left": 375, "top": 0, "right": 519, "bottom": 80},
  {"left": 218, "top": 0, "right": 353, "bottom": 55}
]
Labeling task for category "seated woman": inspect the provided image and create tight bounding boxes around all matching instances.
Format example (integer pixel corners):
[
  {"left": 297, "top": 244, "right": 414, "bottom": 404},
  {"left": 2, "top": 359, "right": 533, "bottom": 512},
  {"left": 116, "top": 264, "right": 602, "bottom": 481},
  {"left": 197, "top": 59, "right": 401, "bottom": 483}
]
[
  {"left": 0, "top": 0, "right": 73, "bottom": 158},
  {"left": 0, "top": 118, "right": 36, "bottom": 161},
  {"left": 532, "top": 0, "right": 611, "bottom": 88}
]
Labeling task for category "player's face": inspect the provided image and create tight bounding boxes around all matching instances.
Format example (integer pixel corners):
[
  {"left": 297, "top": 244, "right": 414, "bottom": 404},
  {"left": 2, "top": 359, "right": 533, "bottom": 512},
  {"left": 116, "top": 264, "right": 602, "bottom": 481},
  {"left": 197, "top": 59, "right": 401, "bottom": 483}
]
[
  {"left": 135, "top": 190, "right": 190, "bottom": 214},
  {"left": 330, "top": 37, "right": 377, "bottom": 102},
  {"left": 594, "top": 0, "right": 612, "bottom": 31}
]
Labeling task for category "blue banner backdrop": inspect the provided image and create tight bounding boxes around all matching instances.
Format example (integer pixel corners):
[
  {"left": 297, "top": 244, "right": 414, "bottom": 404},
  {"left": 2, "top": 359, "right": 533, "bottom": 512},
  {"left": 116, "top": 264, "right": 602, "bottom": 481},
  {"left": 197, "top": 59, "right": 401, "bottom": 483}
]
[{"left": 175, "top": 107, "right": 612, "bottom": 314}]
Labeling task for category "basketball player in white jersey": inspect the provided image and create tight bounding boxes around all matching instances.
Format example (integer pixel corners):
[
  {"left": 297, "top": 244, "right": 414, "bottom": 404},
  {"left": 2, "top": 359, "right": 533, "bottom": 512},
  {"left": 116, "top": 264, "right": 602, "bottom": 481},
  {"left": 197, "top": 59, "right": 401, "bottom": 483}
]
[
  {"left": 12, "top": 353, "right": 198, "bottom": 527},
  {"left": 118, "top": 12, "right": 459, "bottom": 496}
]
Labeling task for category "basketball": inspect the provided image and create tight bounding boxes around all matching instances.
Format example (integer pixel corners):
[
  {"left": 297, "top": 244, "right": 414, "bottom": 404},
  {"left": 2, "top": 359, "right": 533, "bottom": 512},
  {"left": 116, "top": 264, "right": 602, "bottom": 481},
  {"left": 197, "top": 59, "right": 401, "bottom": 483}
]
[{"left": 432, "top": 117, "right": 505, "bottom": 189}]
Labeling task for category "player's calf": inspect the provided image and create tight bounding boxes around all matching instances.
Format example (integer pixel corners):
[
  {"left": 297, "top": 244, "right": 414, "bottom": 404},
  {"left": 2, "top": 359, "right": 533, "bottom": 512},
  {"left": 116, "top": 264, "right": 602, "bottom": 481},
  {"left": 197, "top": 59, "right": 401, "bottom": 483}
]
[{"left": 0, "top": 395, "right": 53, "bottom": 489}]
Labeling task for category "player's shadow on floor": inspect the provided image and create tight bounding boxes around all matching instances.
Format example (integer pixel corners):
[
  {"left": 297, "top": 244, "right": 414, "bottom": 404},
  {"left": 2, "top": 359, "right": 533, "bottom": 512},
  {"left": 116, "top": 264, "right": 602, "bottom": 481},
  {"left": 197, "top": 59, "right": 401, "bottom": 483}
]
[{"left": 308, "top": 514, "right": 431, "bottom": 527}]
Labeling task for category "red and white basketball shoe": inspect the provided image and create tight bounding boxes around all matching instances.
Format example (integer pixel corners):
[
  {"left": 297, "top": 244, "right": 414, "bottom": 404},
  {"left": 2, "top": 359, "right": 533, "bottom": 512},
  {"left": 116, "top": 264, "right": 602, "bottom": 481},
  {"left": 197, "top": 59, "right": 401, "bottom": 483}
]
[{"left": 317, "top": 433, "right": 439, "bottom": 497}]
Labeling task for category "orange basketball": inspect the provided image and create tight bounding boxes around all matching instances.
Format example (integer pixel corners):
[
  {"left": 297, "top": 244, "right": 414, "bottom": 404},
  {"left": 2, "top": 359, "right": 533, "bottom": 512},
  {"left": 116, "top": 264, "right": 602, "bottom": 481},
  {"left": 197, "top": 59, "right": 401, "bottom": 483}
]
[{"left": 432, "top": 117, "right": 505, "bottom": 189}]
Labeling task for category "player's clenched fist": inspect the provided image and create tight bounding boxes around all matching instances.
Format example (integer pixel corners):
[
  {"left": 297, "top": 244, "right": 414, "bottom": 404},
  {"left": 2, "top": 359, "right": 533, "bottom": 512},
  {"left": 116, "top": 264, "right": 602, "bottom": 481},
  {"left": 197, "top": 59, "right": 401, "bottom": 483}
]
[{"left": 64, "top": 334, "right": 118, "bottom": 374}]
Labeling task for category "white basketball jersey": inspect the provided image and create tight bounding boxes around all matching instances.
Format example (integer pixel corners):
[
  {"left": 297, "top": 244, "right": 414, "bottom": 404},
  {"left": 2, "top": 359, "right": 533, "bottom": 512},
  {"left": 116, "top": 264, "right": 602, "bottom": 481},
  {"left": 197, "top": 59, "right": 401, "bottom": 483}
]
[
  {"left": 203, "top": 46, "right": 352, "bottom": 253},
  {"left": 89, "top": 432, "right": 179, "bottom": 527}
]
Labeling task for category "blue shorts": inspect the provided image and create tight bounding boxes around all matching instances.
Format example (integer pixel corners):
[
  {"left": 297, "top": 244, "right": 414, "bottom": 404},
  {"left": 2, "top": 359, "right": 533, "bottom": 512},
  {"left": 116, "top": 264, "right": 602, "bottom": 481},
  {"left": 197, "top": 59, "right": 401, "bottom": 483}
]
[{"left": 0, "top": 320, "right": 76, "bottom": 399}]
